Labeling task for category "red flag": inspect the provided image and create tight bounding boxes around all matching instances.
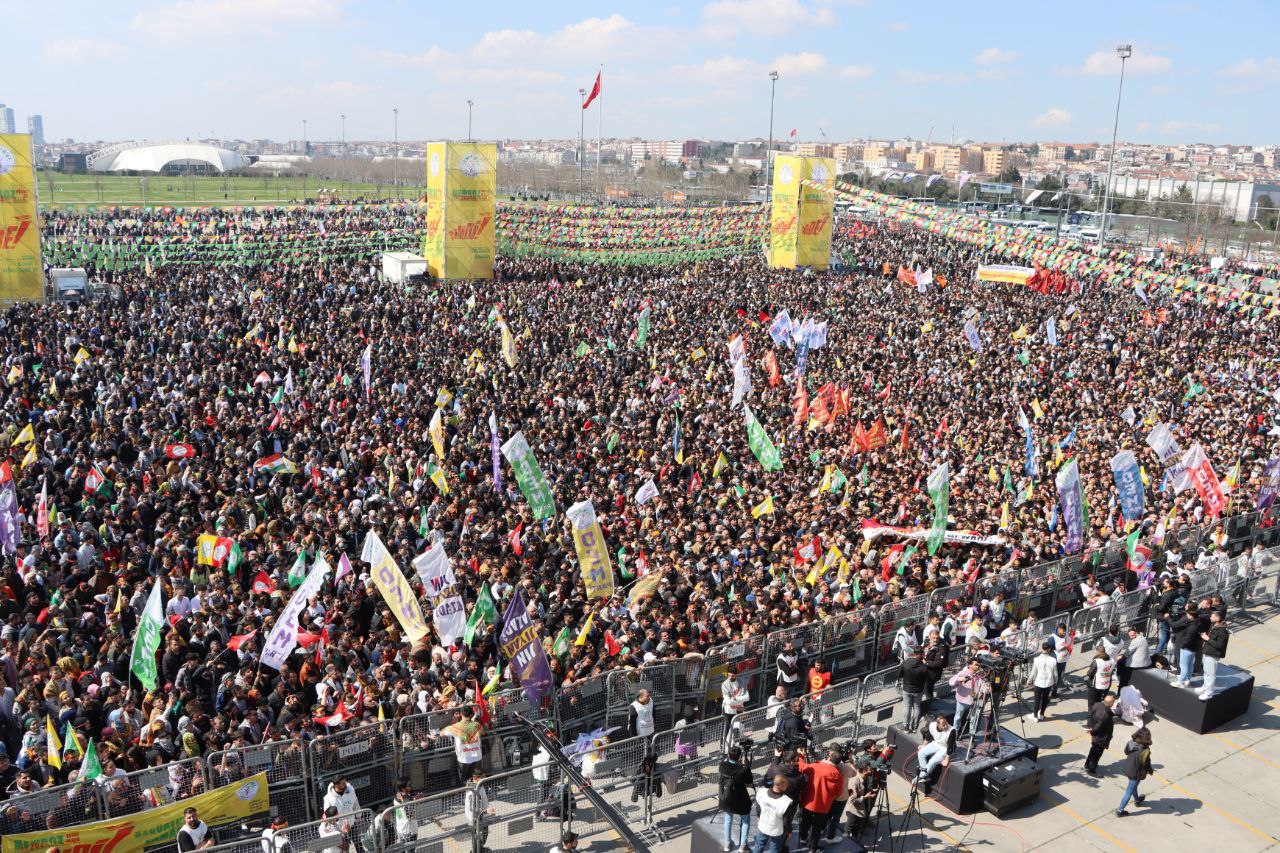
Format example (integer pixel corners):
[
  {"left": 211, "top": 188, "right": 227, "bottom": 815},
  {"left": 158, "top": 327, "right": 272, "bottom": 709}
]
[
  {"left": 295, "top": 631, "right": 322, "bottom": 648},
  {"left": 689, "top": 471, "right": 703, "bottom": 495},
  {"left": 896, "top": 266, "right": 917, "bottom": 286},
  {"left": 211, "top": 536, "right": 235, "bottom": 569},
  {"left": 763, "top": 351, "right": 781, "bottom": 387},
  {"left": 789, "top": 128, "right": 797, "bottom": 137},
  {"left": 881, "top": 543, "right": 906, "bottom": 580},
  {"left": 900, "top": 421, "right": 911, "bottom": 455},
  {"left": 251, "top": 571, "right": 277, "bottom": 595},
  {"left": 934, "top": 416, "right": 948, "bottom": 439},
  {"left": 810, "top": 394, "right": 831, "bottom": 427},
  {"left": 792, "top": 384, "right": 810, "bottom": 425},
  {"left": 864, "top": 418, "right": 887, "bottom": 451},
  {"left": 268, "top": 409, "right": 283, "bottom": 431},
  {"left": 168, "top": 614, "right": 182, "bottom": 627},
  {"left": 316, "top": 626, "right": 328, "bottom": 666},
  {"left": 313, "top": 704, "right": 354, "bottom": 727},
  {"left": 834, "top": 386, "right": 850, "bottom": 418},
  {"left": 877, "top": 383, "right": 892, "bottom": 401},
  {"left": 851, "top": 421, "right": 870, "bottom": 453},
  {"left": 636, "top": 551, "right": 650, "bottom": 577},
  {"left": 582, "top": 71, "right": 601, "bottom": 109},
  {"left": 311, "top": 466, "right": 322, "bottom": 489},
  {"left": 793, "top": 535, "right": 821, "bottom": 565},
  {"left": 228, "top": 629, "right": 257, "bottom": 651},
  {"left": 474, "top": 691, "right": 492, "bottom": 729},
  {"left": 0, "top": 461, "right": 11, "bottom": 485},
  {"left": 604, "top": 630, "right": 621, "bottom": 656},
  {"left": 508, "top": 521, "right": 524, "bottom": 556},
  {"left": 164, "top": 444, "right": 196, "bottom": 459}
]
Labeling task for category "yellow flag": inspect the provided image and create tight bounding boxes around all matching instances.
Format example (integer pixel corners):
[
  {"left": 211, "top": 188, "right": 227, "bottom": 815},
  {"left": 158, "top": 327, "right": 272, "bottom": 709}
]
[
  {"left": 818, "top": 466, "right": 834, "bottom": 492},
  {"left": 1031, "top": 398, "right": 1045, "bottom": 420},
  {"left": 20, "top": 444, "right": 36, "bottom": 469},
  {"left": 196, "top": 534, "right": 218, "bottom": 566},
  {"left": 713, "top": 452, "right": 728, "bottom": 478},
  {"left": 1053, "top": 445, "right": 1064, "bottom": 467},
  {"left": 751, "top": 495, "right": 775, "bottom": 518},
  {"left": 999, "top": 501, "right": 1010, "bottom": 529},
  {"left": 45, "top": 717, "right": 62, "bottom": 771},
  {"left": 377, "top": 704, "right": 385, "bottom": 722},
  {"left": 805, "top": 563, "right": 821, "bottom": 587},
  {"left": 430, "top": 466, "right": 450, "bottom": 495},
  {"left": 921, "top": 321, "right": 933, "bottom": 334},
  {"left": 575, "top": 611, "right": 595, "bottom": 646},
  {"left": 5, "top": 365, "right": 20, "bottom": 385},
  {"left": 114, "top": 588, "right": 123, "bottom": 614},
  {"left": 73, "top": 347, "right": 90, "bottom": 366},
  {"left": 987, "top": 465, "right": 998, "bottom": 484},
  {"left": 288, "top": 336, "right": 299, "bottom": 353},
  {"left": 49, "top": 378, "right": 57, "bottom": 397},
  {"left": 690, "top": 347, "right": 706, "bottom": 362},
  {"left": 705, "top": 363, "right": 714, "bottom": 382},
  {"left": 429, "top": 409, "right": 446, "bottom": 461},
  {"left": 14, "top": 424, "right": 34, "bottom": 445},
  {"left": 1011, "top": 325, "right": 1028, "bottom": 341},
  {"left": 1140, "top": 466, "right": 1150, "bottom": 486}
]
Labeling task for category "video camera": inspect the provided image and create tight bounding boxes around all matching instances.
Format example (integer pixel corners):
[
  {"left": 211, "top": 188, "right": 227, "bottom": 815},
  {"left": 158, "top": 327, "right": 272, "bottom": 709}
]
[{"left": 854, "top": 739, "right": 896, "bottom": 786}]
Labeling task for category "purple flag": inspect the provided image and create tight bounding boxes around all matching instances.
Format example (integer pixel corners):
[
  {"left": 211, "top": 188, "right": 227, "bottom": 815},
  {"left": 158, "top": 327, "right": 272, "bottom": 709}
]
[
  {"left": 489, "top": 412, "right": 502, "bottom": 493},
  {"left": 335, "top": 553, "right": 353, "bottom": 583},
  {"left": 498, "top": 589, "right": 554, "bottom": 706},
  {"left": 360, "top": 343, "right": 372, "bottom": 398},
  {"left": 1055, "top": 459, "right": 1084, "bottom": 554},
  {"left": 0, "top": 482, "right": 17, "bottom": 556},
  {"left": 1257, "top": 458, "right": 1280, "bottom": 512}
]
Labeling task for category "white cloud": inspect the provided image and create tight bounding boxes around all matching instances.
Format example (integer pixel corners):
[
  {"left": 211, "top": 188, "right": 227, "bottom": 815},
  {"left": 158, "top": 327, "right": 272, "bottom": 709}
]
[
  {"left": 838, "top": 64, "right": 873, "bottom": 79},
  {"left": 674, "top": 52, "right": 860, "bottom": 85},
  {"left": 1135, "top": 121, "right": 1151, "bottom": 133},
  {"left": 702, "top": 0, "right": 836, "bottom": 38},
  {"left": 1160, "top": 120, "right": 1221, "bottom": 135},
  {"left": 435, "top": 67, "right": 564, "bottom": 86},
  {"left": 975, "top": 69, "right": 1009, "bottom": 81},
  {"left": 42, "top": 38, "right": 126, "bottom": 62},
  {"left": 1223, "top": 57, "right": 1280, "bottom": 80},
  {"left": 1032, "top": 107, "right": 1072, "bottom": 128},
  {"left": 369, "top": 46, "right": 453, "bottom": 69},
  {"left": 1080, "top": 49, "right": 1172, "bottom": 76},
  {"left": 133, "top": 0, "right": 345, "bottom": 38},
  {"left": 897, "top": 69, "right": 968, "bottom": 84},
  {"left": 975, "top": 47, "right": 1019, "bottom": 66},
  {"left": 773, "top": 52, "right": 828, "bottom": 76},
  {"left": 887, "top": 21, "right": 910, "bottom": 31}
]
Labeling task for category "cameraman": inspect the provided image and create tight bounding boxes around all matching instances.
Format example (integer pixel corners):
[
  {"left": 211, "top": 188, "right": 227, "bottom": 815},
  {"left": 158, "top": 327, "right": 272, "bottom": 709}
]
[
  {"left": 844, "top": 761, "right": 879, "bottom": 838},
  {"left": 718, "top": 745, "right": 754, "bottom": 852},
  {"left": 948, "top": 659, "right": 989, "bottom": 738},
  {"left": 773, "top": 698, "right": 810, "bottom": 750}
]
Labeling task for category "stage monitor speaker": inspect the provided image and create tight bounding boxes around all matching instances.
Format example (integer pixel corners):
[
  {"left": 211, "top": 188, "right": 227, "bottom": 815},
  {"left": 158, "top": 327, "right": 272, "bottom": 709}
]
[{"left": 982, "top": 756, "right": 1042, "bottom": 817}]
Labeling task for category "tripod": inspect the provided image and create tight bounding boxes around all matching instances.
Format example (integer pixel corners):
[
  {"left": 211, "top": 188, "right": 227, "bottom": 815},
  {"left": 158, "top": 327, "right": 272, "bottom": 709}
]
[
  {"left": 860, "top": 777, "right": 893, "bottom": 850},
  {"left": 890, "top": 775, "right": 926, "bottom": 853}
]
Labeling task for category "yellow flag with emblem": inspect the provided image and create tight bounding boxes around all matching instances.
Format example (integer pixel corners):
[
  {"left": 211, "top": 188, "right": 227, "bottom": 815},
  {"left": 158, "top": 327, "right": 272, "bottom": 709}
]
[
  {"left": 1031, "top": 398, "right": 1045, "bottom": 420},
  {"left": 751, "top": 495, "right": 775, "bottom": 517},
  {"left": 14, "top": 424, "right": 34, "bottom": 445}
]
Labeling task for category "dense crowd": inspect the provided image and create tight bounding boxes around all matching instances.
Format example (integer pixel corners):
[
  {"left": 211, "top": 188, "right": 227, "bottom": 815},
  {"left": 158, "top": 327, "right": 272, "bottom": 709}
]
[{"left": 1, "top": 204, "right": 1276, "bottom": 833}]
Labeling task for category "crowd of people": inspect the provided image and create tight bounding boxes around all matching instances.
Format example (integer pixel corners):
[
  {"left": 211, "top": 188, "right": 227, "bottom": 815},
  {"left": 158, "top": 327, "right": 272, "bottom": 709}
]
[{"left": 0, "top": 199, "right": 1276, "bottom": 843}]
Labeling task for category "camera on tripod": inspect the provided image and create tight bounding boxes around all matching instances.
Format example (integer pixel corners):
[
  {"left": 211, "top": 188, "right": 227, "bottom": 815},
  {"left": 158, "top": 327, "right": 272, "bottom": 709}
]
[{"left": 854, "top": 739, "right": 896, "bottom": 786}]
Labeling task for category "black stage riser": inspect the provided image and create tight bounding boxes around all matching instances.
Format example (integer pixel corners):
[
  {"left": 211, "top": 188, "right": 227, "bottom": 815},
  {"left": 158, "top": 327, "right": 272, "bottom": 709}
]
[
  {"left": 689, "top": 815, "right": 867, "bottom": 853},
  {"left": 1131, "top": 663, "right": 1253, "bottom": 734},
  {"left": 886, "top": 724, "right": 1039, "bottom": 814}
]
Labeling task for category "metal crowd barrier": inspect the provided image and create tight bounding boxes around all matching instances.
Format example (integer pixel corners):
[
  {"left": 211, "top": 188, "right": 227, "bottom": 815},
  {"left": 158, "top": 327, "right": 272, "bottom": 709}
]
[{"left": 206, "top": 738, "right": 313, "bottom": 826}]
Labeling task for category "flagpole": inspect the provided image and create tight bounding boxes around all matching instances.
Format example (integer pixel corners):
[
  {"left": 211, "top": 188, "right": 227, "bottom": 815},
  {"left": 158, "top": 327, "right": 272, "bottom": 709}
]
[{"left": 596, "top": 64, "right": 603, "bottom": 200}]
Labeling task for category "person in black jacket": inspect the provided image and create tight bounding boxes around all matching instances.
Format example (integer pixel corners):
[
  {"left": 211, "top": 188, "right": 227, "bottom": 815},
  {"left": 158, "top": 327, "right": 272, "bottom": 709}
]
[
  {"left": 717, "top": 746, "right": 754, "bottom": 852},
  {"left": 1155, "top": 577, "right": 1183, "bottom": 657},
  {"left": 922, "top": 634, "right": 947, "bottom": 702},
  {"left": 1171, "top": 603, "right": 1205, "bottom": 688},
  {"left": 1083, "top": 692, "right": 1116, "bottom": 776},
  {"left": 1116, "top": 727, "right": 1153, "bottom": 817},
  {"left": 899, "top": 648, "right": 928, "bottom": 731},
  {"left": 1199, "top": 611, "right": 1230, "bottom": 700},
  {"left": 761, "top": 749, "right": 804, "bottom": 845}
]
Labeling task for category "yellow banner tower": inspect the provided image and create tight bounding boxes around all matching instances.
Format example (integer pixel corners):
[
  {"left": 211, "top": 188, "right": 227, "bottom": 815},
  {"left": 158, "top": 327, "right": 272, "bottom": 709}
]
[
  {"left": 0, "top": 134, "right": 42, "bottom": 303},
  {"left": 767, "top": 155, "right": 835, "bottom": 270},
  {"left": 423, "top": 142, "right": 497, "bottom": 279}
]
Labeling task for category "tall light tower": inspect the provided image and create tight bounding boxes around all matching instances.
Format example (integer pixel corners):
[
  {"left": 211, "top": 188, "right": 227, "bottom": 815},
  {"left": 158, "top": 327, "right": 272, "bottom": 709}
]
[
  {"left": 467, "top": 99, "right": 474, "bottom": 142},
  {"left": 340, "top": 114, "right": 346, "bottom": 151},
  {"left": 578, "top": 88, "right": 586, "bottom": 199},
  {"left": 393, "top": 107, "right": 399, "bottom": 198},
  {"left": 766, "top": 70, "right": 779, "bottom": 202},
  {"left": 1099, "top": 44, "right": 1132, "bottom": 244}
]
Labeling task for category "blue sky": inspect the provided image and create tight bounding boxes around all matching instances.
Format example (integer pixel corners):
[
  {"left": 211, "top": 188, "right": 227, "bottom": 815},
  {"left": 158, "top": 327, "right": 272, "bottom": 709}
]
[{"left": 12, "top": 0, "right": 1280, "bottom": 145}]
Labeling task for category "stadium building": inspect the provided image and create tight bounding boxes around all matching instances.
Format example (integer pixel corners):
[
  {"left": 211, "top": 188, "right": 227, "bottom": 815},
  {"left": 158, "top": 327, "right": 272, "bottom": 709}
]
[{"left": 87, "top": 141, "right": 253, "bottom": 175}]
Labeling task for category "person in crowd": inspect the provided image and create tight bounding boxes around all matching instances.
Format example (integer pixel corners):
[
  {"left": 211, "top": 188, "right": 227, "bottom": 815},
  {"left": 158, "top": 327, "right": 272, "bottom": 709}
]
[
  {"left": 1047, "top": 623, "right": 1073, "bottom": 697},
  {"left": 176, "top": 807, "right": 214, "bottom": 851},
  {"left": 825, "top": 744, "right": 856, "bottom": 842},
  {"left": 549, "top": 831, "right": 579, "bottom": 853},
  {"left": 1026, "top": 641, "right": 1058, "bottom": 721},
  {"left": 752, "top": 774, "right": 794, "bottom": 853},
  {"left": 843, "top": 760, "right": 879, "bottom": 839},
  {"left": 442, "top": 707, "right": 486, "bottom": 787},
  {"left": 718, "top": 745, "right": 754, "bottom": 853},
  {"left": 796, "top": 748, "right": 844, "bottom": 853},
  {"left": 629, "top": 689, "right": 656, "bottom": 741},
  {"left": 322, "top": 775, "right": 360, "bottom": 817},
  {"left": 1083, "top": 649, "right": 1116, "bottom": 725}
]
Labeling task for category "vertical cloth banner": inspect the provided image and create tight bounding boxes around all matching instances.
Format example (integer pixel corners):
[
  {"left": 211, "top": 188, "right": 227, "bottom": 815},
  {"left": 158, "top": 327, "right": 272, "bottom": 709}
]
[
  {"left": 0, "top": 479, "right": 18, "bottom": 555},
  {"left": 1055, "top": 459, "right": 1085, "bottom": 554},
  {"left": 361, "top": 530, "right": 430, "bottom": 642},
  {"left": 129, "top": 576, "right": 165, "bottom": 691},
  {"left": 499, "top": 318, "right": 517, "bottom": 367},
  {"left": 413, "top": 543, "right": 467, "bottom": 647},
  {"left": 769, "top": 156, "right": 835, "bottom": 270},
  {"left": 926, "top": 461, "right": 950, "bottom": 555},
  {"left": 498, "top": 589, "right": 554, "bottom": 705},
  {"left": 500, "top": 430, "right": 557, "bottom": 519},
  {"left": 429, "top": 408, "right": 447, "bottom": 461},
  {"left": 424, "top": 142, "right": 497, "bottom": 279},
  {"left": 1146, "top": 422, "right": 1190, "bottom": 493},
  {"left": 260, "top": 554, "right": 330, "bottom": 670},
  {"left": 1018, "top": 406, "right": 1038, "bottom": 479},
  {"left": 743, "top": 405, "right": 783, "bottom": 472},
  {"left": 963, "top": 319, "right": 983, "bottom": 352},
  {"left": 768, "top": 308, "right": 794, "bottom": 346},
  {"left": 1109, "top": 450, "right": 1146, "bottom": 522},
  {"left": 636, "top": 307, "right": 651, "bottom": 349},
  {"left": 567, "top": 500, "right": 616, "bottom": 599},
  {"left": 0, "top": 135, "right": 43, "bottom": 303},
  {"left": 489, "top": 412, "right": 502, "bottom": 492},
  {"left": 1256, "top": 458, "right": 1280, "bottom": 511},
  {"left": 1183, "top": 442, "right": 1226, "bottom": 519}
]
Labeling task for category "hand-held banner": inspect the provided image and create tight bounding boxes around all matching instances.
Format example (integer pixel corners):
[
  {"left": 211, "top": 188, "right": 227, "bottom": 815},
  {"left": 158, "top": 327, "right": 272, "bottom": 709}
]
[
  {"left": 926, "top": 461, "right": 950, "bottom": 555},
  {"left": 261, "top": 554, "right": 330, "bottom": 670},
  {"left": 1256, "top": 458, "right": 1280, "bottom": 511},
  {"left": 1055, "top": 459, "right": 1085, "bottom": 553},
  {"left": 1109, "top": 450, "right": 1145, "bottom": 523},
  {"left": 489, "top": 412, "right": 502, "bottom": 492},
  {"left": 412, "top": 542, "right": 467, "bottom": 647},
  {"left": 744, "top": 405, "right": 782, "bottom": 472},
  {"left": 1183, "top": 442, "right": 1226, "bottom": 519},
  {"left": 500, "top": 430, "right": 557, "bottom": 519},
  {"left": 361, "top": 530, "right": 430, "bottom": 642},
  {"left": 567, "top": 500, "right": 616, "bottom": 598},
  {"left": 129, "top": 577, "right": 165, "bottom": 691},
  {"left": 498, "top": 589, "right": 554, "bottom": 705}
]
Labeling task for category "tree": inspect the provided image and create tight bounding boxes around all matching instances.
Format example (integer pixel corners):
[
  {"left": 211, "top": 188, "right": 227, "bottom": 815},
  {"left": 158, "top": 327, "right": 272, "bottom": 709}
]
[
  {"left": 997, "top": 166, "right": 1021, "bottom": 185},
  {"left": 1255, "top": 194, "right": 1278, "bottom": 231},
  {"left": 1036, "top": 175, "right": 1062, "bottom": 192}
]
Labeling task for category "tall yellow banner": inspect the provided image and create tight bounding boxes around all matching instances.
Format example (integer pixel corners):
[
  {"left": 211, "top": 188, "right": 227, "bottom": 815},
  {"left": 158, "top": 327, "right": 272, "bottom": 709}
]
[
  {"left": 3, "top": 772, "right": 269, "bottom": 853},
  {"left": 768, "top": 155, "right": 835, "bottom": 270},
  {"left": 0, "top": 135, "right": 42, "bottom": 303},
  {"left": 423, "top": 142, "right": 496, "bottom": 279}
]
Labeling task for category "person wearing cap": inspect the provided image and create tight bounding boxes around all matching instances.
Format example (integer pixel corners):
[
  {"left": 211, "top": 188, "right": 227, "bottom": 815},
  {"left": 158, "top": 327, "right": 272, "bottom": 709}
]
[
  {"left": 260, "top": 815, "right": 289, "bottom": 853},
  {"left": 463, "top": 766, "right": 495, "bottom": 852}
]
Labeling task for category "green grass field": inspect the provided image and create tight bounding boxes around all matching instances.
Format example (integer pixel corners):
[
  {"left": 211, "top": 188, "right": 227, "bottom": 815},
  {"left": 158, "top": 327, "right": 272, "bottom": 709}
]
[{"left": 36, "top": 172, "right": 427, "bottom": 208}]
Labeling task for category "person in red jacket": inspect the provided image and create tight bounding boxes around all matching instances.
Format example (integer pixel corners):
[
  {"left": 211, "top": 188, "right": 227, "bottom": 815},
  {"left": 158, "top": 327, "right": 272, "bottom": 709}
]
[{"left": 796, "top": 747, "right": 845, "bottom": 852}]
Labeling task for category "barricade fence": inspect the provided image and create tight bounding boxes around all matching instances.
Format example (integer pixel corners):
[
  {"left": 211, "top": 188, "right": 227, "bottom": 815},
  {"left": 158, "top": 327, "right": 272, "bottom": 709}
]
[{"left": 30, "top": 514, "right": 1280, "bottom": 847}]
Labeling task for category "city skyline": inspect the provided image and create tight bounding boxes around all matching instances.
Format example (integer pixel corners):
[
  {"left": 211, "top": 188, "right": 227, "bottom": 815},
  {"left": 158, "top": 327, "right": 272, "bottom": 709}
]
[{"left": 13, "top": 0, "right": 1280, "bottom": 145}]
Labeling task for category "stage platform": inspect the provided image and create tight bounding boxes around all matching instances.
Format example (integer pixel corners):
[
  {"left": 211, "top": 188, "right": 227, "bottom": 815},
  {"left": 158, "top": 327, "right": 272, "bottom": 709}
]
[
  {"left": 689, "top": 814, "right": 866, "bottom": 852},
  {"left": 886, "top": 722, "right": 1039, "bottom": 814},
  {"left": 1131, "top": 662, "right": 1254, "bottom": 733}
]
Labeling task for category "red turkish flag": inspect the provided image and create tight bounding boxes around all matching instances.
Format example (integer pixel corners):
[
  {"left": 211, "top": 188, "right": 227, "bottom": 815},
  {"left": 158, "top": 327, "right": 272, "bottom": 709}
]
[
  {"left": 582, "top": 71, "right": 602, "bottom": 109},
  {"left": 228, "top": 629, "right": 257, "bottom": 651},
  {"left": 165, "top": 444, "right": 196, "bottom": 459},
  {"left": 604, "top": 630, "right": 622, "bottom": 656}
]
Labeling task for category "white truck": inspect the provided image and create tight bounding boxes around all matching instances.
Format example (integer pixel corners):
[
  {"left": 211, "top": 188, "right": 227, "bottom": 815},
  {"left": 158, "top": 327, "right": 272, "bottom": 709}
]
[{"left": 48, "top": 268, "right": 88, "bottom": 305}]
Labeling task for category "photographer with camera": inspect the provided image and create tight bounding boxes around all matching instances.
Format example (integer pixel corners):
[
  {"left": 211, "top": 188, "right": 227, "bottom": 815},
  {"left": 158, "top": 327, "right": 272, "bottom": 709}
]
[
  {"left": 761, "top": 749, "right": 804, "bottom": 847},
  {"left": 824, "top": 744, "right": 857, "bottom": 842},
  {"left": 772, "top": 698, "right": 811, "bottom": 752},
  {"left": 948, "top": 659, "right": 990, "bottom": 738},
  {"left": 718, "top": 745, "right": 754, "bottom": 853},
  {"left": 844, "top": 760, "right": 879, "bottom": 838}
]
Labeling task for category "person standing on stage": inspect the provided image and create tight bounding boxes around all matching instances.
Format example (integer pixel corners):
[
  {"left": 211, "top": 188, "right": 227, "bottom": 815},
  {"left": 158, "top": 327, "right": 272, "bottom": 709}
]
[{"left": 1199, "top": 611, "right": 1230, "bottom": 700}]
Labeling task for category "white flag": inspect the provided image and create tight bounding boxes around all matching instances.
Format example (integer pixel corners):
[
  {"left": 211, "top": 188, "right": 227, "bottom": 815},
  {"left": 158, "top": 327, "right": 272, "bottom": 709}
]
[
  {"left": 412, "top": 543, "right": 466, "bottom": 647},
  {"left": 1121, "top": 406, "right": 1136, "bottom": 426},
  {"left": 635, "top": 478, "right": 659, "bottom": 505},
  {"left": 261, "top": 555, "right": 330, "bottom": 671}
]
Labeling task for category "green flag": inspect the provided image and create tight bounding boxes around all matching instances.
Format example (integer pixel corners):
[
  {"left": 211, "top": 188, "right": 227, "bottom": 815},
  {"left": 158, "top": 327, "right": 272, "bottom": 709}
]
[
  {"left": 463, "top": 583, "right": 498, "bottom": 645},
  {"left": 1003, "top": 466, "right": 1013, "bottom": 494},
  {"left": 618, "top": 547, "right": 632, "bottom": 579},
  {"left": 606, "top": 432, "right": 619, "bottom": 453},
  {"left": 553, "top": 626, "right": 572, "bottom": 659},
  {"left": 743, "top": 405, "right": 782, "bottom": 472},
  {"left": 926, "top": 461, "right": 950, "bottom": 556},
  {"left": 81, "top": 737, "right": 103, "bottom": 781},
  {"left": 636, "top": 307, "right": 651, "bottom": 349},
  {"left": 418, "top": 507, "right": 429, "bottom": 538},
  {"left": 575, "top": 342, "right": 591, "bottom": 357},
  {"left": 129, "top": 577, "right": 164, "bottom": 692},
  {"left": 500, "top": 431, "right": 557, "bottom": 520},
  {"left": 287, "top": 552, "right": 307, "bottom": 588},
  {"left": 809, "top": 450, "right": 822, "bottom": 467},
  {"left": 226, "top": 540, "right": 243, "bottom": 574},
  {"left": 270, "top": 386, "right": 284, "bottom": 405},
  {"left": 852, "top": 578, "right": 862, "bottom": 603}
]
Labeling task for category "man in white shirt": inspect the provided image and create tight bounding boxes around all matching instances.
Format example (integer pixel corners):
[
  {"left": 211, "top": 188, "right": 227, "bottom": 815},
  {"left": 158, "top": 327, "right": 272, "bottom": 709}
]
[
  {"left": 322, "top": 776, "right": 360, "bottom": 815},
  {"left": 893, "top": 619, "right": 919, "bottom": 661},
  {"left": 765, "top": 685, "right": 788, "bottom": 722},
  {"left": 754, "top": 774, "right": 794, "bottom": 852}
]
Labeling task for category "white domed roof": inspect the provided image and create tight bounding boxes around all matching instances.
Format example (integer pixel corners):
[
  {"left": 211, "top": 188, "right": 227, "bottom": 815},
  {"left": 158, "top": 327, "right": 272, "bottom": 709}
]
[{"left": 89, "top": 142, "right": 249, "bottom": 173}]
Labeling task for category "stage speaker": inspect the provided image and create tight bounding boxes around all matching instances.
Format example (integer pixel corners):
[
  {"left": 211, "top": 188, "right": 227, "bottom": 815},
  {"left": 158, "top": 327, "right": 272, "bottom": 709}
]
[{"left": 982, "top": 757, "right": 1041, "bottom": 817}]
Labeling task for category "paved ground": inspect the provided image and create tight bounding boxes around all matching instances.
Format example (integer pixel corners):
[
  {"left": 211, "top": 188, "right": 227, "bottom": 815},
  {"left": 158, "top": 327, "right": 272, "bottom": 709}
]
[{"left": 580, "top": 599, "right": 1280, "bottom": 853}]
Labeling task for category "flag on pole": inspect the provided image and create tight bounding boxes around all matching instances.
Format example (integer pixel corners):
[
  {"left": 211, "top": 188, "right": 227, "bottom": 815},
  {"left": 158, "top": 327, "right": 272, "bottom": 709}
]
[
  {"left": 574, "top": 612, "right": 594, "bottom": 646},
  {"left": 46, "top": 716, "right": 63, "bottom": 770},
  {"left": 129, "top": 577, "right": 165, "bottom": 692},
  {"left": 582, "top": 70, "right": 602, "bottom": 109},
  {"left": 926, "top": 462, "right": 950, "bottom": 555},
  {"left": 751, "top": 495, "right": 775, "bottom": 518},
  {"left": 463, "top": 583, "right": 498, "bottom": 645},
  {"left": 81, "top": 738, "right": 103, "bottom": 781}
]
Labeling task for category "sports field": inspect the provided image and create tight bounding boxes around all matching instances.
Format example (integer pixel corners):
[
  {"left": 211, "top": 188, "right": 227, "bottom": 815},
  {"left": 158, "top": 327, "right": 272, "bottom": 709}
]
[{"left": 35, "top": 172, "right": 425, "bottom": 207}]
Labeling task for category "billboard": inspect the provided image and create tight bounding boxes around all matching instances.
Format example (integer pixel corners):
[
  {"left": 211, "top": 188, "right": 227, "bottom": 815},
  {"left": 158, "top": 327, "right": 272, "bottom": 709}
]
[
  {"left": 423, "top": 142, "right": 496, "bottom": 280},
  {"left": 768, "top": 155, "right": 835, "bottom": 270},
  {"left": 0, "top": 135, "right": 42, "bottom": 303}
]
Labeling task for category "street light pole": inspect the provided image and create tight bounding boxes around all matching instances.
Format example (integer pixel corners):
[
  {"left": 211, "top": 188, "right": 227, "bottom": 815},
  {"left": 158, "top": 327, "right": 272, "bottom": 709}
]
[
  {"left": 393, "top": 108, "right": 399, "bottom": 199},
  {"left": 578, "top": 88, "right": 586, "bottom": 200},
  {"left": 341, "top": 114, "right": 346, "bottom": 151},
  {"left": 1099, "top": 44, "right": 1131, "bottom": 244},
  {"left": 766, "top": 70, "right": 779, "bottom": 202},
  {"left": 467, "top": 100, "right": 474, "bottom": 142}
]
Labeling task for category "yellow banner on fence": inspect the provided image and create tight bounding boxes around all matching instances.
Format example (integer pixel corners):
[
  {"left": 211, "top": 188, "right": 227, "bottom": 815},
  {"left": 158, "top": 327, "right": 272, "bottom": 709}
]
[
  {"left": 0, "top": 135, "right": 43, "bottom": 304},
  {"left": 768, "top": 155, "right": 835, "bottom": 270},
  {"left": 2, "top": 772, "right": 269, "bottom": 853},
  {"left": 423, "top": 142, "right": 496, "bottom": 280}
]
